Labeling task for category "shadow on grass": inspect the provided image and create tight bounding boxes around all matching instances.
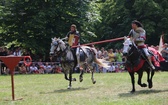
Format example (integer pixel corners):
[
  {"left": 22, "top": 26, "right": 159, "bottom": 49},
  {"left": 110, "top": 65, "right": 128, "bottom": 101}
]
[
  {"left": 119, "top": 89, "right": 168, "bottom": 97},
  {"left": 40, "top": 87, "right": 90, "bottom": 94}
]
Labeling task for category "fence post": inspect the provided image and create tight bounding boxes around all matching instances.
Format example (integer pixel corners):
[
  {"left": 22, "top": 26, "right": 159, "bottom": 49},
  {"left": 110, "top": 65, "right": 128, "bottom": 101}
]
[{"left": 0, "top": 61, "right": 1, "bottom": 75}]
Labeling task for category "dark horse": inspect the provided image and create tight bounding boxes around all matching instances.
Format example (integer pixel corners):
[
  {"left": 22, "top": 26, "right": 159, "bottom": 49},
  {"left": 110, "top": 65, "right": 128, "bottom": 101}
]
[
  {"left": 122, "top": 37, "right": 155, "bottom": 92},
  {"left": 50, "top": 37, "right": 108, "bottom": 89}
]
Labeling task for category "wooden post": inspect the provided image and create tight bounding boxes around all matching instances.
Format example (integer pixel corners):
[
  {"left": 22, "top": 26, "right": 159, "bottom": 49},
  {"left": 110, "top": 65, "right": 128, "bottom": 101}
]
[
  {"left": 0, "top": 56, "right": 32, "bottom": 101},
  {"left": 0, "top": 61, "right": 1, "bottom": 75}
]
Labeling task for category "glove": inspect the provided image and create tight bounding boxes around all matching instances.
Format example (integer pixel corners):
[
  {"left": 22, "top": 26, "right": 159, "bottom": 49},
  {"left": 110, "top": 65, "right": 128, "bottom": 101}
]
[{"left": 62, "top": 37, "right": 68, "bottom": 40}]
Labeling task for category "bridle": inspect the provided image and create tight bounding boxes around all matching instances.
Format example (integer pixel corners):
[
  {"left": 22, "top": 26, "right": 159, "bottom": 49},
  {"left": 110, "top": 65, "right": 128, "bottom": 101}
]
[
  {"left": 52, "top": 40, "right": 68, "bottom": 57},
  {"left": 123, "top": 41, "right": 138, "bottom": 57}
]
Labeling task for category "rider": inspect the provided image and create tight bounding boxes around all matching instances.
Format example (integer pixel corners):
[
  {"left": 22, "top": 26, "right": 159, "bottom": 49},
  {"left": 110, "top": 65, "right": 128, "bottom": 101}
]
[
  {"left": 128, "top": 20, "right": 155, "bottom": 70},
  {"left": 64, "top": 24, "right": 80, "bottom": 69}
]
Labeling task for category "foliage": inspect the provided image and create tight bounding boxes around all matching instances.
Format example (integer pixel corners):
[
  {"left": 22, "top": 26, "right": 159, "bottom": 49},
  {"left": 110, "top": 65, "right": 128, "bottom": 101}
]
[
  {"left": 0, "top": 0, "right": 91, "bottom": 57},
  {"left": 0, "top": 0, "right": 168, "bottom": 58},
  {"left": 98, "top": 0, "right": 168, "bottom": 48}
]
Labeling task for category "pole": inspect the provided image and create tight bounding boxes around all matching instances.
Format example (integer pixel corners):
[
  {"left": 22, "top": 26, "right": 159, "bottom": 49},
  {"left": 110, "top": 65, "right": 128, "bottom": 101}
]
[
  {"left": 0, "top": 61, "right": 1, "bottom": 75},
  {"left": 11, "top": 70, "right": 15, "bottom": 100},
  {"left": 72, "top": 37, "right": 124, "bottom": 48}
]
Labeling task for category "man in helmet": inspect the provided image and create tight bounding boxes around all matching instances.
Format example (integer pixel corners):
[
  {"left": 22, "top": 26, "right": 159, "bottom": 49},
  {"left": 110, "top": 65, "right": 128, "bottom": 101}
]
[
  {"left": 128, "top": 20, "right": 155, "bottom": 70},
  {"left": 64, "top": 24, "right": 80, "bottom": 69}
]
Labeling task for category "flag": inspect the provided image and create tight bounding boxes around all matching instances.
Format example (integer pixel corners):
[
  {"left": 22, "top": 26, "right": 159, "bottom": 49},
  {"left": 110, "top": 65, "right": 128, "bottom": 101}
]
[{"left": 158, "top": 34, "right": 164, "bottom": 54}]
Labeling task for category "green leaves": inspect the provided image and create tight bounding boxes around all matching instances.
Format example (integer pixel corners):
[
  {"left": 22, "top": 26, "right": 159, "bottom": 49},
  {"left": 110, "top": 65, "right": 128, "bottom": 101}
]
[
  {"left": 0, "top": 0, "right": 168, "bottom": 58},
  {"left": 97, "top": 0, "right": 168, "bottom": 48},
  {"left": 0, "top": 0, "right": 93, "bottom": 59}
]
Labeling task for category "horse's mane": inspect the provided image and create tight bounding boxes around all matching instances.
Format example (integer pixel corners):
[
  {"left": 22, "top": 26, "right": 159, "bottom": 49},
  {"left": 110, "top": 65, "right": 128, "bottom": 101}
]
[{"left": 52, "top": 37, "right": 66, "bottom": 51}]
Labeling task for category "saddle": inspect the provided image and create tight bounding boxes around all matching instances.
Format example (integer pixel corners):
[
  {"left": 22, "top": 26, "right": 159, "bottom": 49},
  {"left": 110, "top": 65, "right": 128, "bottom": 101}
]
[
  {"left": 79, "top": 47, "right": 95, "bottom": 62},
  {"left": 139, "top": 47, "right": 159, "bottom": 62}
]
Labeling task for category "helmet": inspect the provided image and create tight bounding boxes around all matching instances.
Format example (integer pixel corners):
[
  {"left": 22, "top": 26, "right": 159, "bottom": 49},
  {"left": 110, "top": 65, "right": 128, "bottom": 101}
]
[
  {"left": 71, "top": 24, "right": 77, "bottom": 29},
  {"left": 132, "top": 20, "right": 143, "bottom": 27}
]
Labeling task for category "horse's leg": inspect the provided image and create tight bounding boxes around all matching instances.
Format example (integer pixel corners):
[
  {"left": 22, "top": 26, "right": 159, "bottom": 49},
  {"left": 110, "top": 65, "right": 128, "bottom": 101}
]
[
  {"left": 129, "top": 72, "right": 135, "bottom": 93},
  {"left": 79, "top": 69, "right": 84, "bottom": 82},
  {"left": 68, "top": 68, "right": 73, "bottom": 89},
  {"left": 137, "top": 70, "right": 147, "bottom": 87},
  {"left": 91, "top": 68, "right": 96, "bottom": 84},
  {"left": 64, "top": 72, "right": 70, "bottom": 81},
  {"left": 63, "top": 68, "right": 76, "bottom": 81},
  {"left": 148, "top": 69, "right": 155, "bottom": 88}
]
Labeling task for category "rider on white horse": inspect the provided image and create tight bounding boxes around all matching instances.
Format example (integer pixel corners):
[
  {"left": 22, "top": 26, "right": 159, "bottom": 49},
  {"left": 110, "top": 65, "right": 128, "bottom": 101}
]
[
  {"left": 63, "top": 24, "right": 80, "bottom": 69},
  {"left": 128, "top": 20, "right": 155, "bottom": 70}
]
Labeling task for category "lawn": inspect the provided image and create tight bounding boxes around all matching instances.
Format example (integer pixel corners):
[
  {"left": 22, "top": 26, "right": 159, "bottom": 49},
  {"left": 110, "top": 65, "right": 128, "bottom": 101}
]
[{"left": 0, "top": 72, "right": 168, "bottom": 105}]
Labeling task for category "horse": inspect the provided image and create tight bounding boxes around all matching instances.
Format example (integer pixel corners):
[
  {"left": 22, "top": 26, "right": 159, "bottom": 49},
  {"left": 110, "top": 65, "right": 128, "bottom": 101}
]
[
  {"left": 122, "top": 37, "right": 155, "bottom": 93},
  {"left": 50, "top": 37, "right": 108, "bottom": 89}
]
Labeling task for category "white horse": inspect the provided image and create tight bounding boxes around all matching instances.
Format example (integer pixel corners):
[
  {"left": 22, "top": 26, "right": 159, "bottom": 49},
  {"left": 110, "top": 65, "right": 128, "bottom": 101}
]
[{"left": 50, "top": 37, "right": 108, "bottom": 89}]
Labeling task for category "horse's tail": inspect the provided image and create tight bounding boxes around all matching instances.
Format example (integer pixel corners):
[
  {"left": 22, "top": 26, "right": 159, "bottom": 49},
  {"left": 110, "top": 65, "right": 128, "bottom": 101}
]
[{"left": 94, "top": 58, "right": 110, "bottom": 69}]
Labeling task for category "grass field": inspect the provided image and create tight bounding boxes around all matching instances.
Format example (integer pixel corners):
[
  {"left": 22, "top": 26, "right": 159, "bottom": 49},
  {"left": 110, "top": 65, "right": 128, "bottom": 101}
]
[{"left": 0, "top": 72, "right": 168, "bottom": 105}]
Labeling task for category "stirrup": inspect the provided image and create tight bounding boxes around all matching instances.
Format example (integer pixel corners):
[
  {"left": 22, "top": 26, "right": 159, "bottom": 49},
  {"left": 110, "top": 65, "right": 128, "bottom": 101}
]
[
  {"left": 149, "top": 64, "right": 155, "bottom": 70},
  {"left": 151, "top": 65, "right": 155, "bottom": 70}
]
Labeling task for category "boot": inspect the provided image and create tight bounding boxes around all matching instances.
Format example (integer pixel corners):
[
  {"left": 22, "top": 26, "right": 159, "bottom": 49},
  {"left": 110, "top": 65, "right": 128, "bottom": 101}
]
[
  {"left": 76, "top": 54, "right": 80, "bottom": 68},
  {"left": 147, "top": 56, "right": 155, "bottom": 70}
]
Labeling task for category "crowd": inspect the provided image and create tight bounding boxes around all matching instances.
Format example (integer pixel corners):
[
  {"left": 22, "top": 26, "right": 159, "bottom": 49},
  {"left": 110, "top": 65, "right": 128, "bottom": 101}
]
[
  {"left": 94, "top": 47, "right": 126, "bottom": 73},
  {"left": 0, "top": 46, "right": 62, "bottom": 75},
  {"left": 0, "top": 45, "right": 126, "bottom": 75}
]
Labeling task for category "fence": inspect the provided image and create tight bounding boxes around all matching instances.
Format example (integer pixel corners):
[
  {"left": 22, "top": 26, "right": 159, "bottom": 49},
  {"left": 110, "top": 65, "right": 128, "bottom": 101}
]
[{"left": 0, "top": 61, "right": 126, "bottom": 75}]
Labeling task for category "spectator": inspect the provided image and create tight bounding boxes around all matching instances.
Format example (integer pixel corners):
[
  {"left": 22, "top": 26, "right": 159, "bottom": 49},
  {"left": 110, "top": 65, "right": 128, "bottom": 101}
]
[
  {"left": 13, "top": 47, "right": 22, "bottom": 56},
  {"left": 14, "top": 64, "right": 20, "bottom": 74},
  {"left": 115, "top": 64, "right": 119, "bottom": 72},
  {"left": 102, "top": 50, "right": 109, "bottom": 60},
  {"left": 22, "top": 49, "right": 31, "bottom": 56},
  {"left": 29, "top": 63, "right": 39, "bottom": 74},
  {"left": 19, "top": 63, "right": 27, "bottom": 74},
  {"left": 115, "top": 49, "right": 123, "bottom": 63},
  {"left": 37, "top": 58, "right": 44, "bottom": 68},
  {"left": 119, "top": 64, "right": 125, "bottom": 72},
  {"left": 108, "top": 49, "right": 115, "bottom": 62},
  {"left": 0, "top": 47, "right": 8, "bottom": 74},
  {"left": 53, "top": 64, "right": 62, "bottom": 73},
  {"left": 2, "top": 47, "right": 8, "bottom": 56},
  {"left": 38, "top": 65, "right": 45, "bottom": 74},
  {"left": 44, "top": 62, "right": 52, "bottom": 74},
  {"left": 96, "top": 47, "right": 102, "bottom": 59},
  {"left": 107, "top": 63, "right": 115, "bottom": 73},
  {"left": 0, "top": 47, "right": 4, "bottom": 56},
  {"left": 161, "top": 43, "right": 168, "bottom": 61}
]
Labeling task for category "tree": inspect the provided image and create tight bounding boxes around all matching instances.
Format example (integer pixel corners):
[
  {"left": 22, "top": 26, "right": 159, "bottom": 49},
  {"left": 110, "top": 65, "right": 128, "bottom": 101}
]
[
  {"left": 0, "top": 0, "right": 92, "bottom": 59},
  {"left": 97, "top": 0, "right": 168, "bottom": 48}
]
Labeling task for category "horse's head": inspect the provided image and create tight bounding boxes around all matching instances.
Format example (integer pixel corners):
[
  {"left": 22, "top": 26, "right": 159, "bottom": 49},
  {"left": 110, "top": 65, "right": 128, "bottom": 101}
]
[
  {"left": 122, "top": 37, "right": 134, "bottom": 56},
  {"left": 50, "top": 37, "right": 66, "bottom": 56}
]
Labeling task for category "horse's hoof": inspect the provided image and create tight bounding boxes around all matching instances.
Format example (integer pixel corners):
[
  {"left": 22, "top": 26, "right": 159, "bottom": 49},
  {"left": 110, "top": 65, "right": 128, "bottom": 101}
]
[
  {"left": 148, "top": 81, "right": 153, "bottom": 88},
  {"left": 130, "top": 90, "right": 135, "bottom": 93},
  {"left": 67, "top": 86, "right": 71, "bottom": 89},
  {"left": 149, "top": 85, "right": 153, "bottom": 88},
  {"left": 93, "top": 81, "right": 96, "bottom": 84},
  {"left": 72, "top": 78, "right": 76, "bottom": 81},
  {"left": 80, "top": 78, "right": 83, "bottom": 82},
  {"left": 142, "top": 83, "right": 147, "bottom": 87}
]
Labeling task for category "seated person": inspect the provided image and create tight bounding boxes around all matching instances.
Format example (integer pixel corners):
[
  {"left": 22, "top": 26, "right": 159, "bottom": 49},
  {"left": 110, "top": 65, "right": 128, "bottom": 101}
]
[
  {"left": 161, "top": 43, "right": 168, "bottom": 61},
  {"left": 53, "top": 64, "right": 62, "bottom": 73},
  {"left": 44, "top": 62, "right": 52, "bottom": 74},
  {"left": 19, "top": 63, "right": 27, "bottom": 74},
  {"left": 29, "top": 63, "right": 39, "bottom": 74}
]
